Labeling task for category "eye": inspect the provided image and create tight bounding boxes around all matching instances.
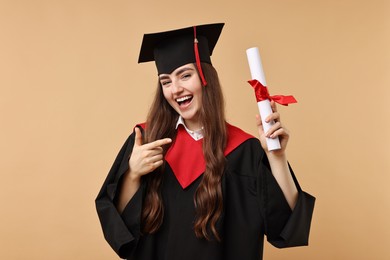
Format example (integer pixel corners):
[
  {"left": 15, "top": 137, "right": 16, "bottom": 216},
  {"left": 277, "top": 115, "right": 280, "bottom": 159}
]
[
  {"left": 181, "top": 73, "right": 191, "bottom": 80},
  {"left": 160, "top": 80, "right": 171, "bottom": 87}
]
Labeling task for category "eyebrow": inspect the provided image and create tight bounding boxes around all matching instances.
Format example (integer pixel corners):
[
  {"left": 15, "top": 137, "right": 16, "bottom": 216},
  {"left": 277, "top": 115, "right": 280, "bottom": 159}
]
[{"left": 159, "top": 67, "right": 195, "bottom": 80}]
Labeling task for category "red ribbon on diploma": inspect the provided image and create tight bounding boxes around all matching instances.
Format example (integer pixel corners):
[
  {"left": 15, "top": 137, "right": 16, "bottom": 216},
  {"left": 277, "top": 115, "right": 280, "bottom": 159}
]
[{"left": 248, "top": 79, "right": 297, "bottom": 106}]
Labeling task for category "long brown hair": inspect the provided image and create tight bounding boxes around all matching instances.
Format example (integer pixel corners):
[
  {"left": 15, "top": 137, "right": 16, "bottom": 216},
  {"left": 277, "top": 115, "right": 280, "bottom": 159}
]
[{"left": 142, "top": 63, "right": 227, "bottom": 241}]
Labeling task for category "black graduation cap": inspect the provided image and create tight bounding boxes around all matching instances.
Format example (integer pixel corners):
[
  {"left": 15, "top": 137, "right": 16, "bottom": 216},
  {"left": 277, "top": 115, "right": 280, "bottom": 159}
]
[{"left": 138, "top": 23, "right": 224, "bottom": 85}]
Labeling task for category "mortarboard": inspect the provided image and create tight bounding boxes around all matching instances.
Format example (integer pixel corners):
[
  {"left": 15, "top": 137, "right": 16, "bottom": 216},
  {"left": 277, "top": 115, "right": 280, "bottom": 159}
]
[{"left": 138, "top": 23, "right": 224, "bottom": 86}]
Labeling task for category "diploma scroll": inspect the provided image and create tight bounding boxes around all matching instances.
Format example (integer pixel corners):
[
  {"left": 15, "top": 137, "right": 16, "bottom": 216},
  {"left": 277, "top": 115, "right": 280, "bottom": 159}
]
[{"left": 246, "top": 47, "right": 281, "bottom": 151}]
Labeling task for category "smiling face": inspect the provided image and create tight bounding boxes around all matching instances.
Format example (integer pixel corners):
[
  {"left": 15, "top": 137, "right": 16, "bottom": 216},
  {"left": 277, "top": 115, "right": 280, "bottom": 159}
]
[{"left": 159, "top": 63, "right": 203, "bottom": 131}]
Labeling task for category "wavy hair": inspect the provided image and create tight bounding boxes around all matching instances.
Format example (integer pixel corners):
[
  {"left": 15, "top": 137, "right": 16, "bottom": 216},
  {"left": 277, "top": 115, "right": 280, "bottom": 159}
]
[{"left": 142, "top": 63, "right": 227, "bottom": 241}]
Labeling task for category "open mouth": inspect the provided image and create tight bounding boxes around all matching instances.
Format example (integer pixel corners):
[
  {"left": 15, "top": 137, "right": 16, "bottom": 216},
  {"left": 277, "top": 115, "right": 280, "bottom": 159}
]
[{"left": 176, "top": 95, "right": 193, "bottom": 107}]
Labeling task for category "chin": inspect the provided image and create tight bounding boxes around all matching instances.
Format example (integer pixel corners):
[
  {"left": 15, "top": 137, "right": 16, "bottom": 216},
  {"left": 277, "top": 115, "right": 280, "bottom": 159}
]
[{"left": 183, "top": 114, "right": 200, "bottom": 124}]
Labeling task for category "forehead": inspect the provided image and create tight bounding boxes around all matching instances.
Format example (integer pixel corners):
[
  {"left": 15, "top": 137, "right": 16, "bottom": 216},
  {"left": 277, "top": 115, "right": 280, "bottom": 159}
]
[{"left": 159, "top": 63, "right": 197, "bottom": 77}]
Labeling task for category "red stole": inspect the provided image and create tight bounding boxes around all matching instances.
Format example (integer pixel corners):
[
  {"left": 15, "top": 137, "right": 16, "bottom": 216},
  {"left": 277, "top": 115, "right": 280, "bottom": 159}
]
[{"left": 165, "top": 124, "right": 254, "bottom": 189}]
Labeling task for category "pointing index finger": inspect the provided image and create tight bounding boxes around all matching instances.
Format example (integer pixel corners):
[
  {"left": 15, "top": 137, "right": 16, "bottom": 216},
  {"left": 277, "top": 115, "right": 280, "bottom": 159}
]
[{"left": 143, "top": 138, "right": 172, "bottom": 149}]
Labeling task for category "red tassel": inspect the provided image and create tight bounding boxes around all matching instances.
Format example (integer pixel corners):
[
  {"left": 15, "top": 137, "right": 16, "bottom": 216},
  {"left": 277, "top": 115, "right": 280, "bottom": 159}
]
[{"left": 193, "top": 26, "right": 207, "bottom": 86}]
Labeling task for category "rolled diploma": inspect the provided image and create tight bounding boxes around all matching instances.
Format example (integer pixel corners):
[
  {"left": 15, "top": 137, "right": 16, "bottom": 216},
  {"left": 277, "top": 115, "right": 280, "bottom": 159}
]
[{"left": 246, "top": 47, "right": 281, "bottom": 151}]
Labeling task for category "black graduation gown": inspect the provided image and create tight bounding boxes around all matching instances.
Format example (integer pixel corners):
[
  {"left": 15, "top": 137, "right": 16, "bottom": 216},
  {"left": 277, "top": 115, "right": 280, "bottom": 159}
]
[{"left": 95, "top": 125, "right": 315, "bottom": 260}]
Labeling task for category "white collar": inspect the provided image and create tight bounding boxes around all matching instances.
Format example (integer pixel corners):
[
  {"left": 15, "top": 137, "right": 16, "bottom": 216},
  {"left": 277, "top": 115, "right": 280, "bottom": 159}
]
[{"left": 175, "top": 116, "right": 204, "bottom": 141}]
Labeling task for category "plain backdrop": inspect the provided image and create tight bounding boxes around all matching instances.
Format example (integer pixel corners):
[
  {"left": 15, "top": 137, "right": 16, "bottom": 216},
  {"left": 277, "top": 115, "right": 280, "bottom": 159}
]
[{"left": 0, "top": 0, "right": 389, "bottom": 259}]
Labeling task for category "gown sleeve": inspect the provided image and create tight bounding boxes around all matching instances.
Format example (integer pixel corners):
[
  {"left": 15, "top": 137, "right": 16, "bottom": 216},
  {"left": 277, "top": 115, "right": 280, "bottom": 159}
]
[
  {"left": 259, "top": 150, "right": 316, "bottom": 248},
  {"left": 95, "top": 129, "right": 144, "bottom": 259}
]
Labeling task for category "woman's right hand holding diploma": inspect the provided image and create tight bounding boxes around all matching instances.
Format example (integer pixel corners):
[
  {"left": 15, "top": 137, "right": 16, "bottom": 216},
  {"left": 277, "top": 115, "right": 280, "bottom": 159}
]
[{"left": 116, "top": 127, "right": 172, "bottom": 213}]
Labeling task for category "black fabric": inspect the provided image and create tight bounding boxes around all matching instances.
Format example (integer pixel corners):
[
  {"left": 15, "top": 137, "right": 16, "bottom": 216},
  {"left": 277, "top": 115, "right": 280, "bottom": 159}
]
[
  {"left": 138, "top": 23, "right": 224, "bottom": 74},
  {"left": 95, "top": 126, "right": 315, "bottom": 260}
]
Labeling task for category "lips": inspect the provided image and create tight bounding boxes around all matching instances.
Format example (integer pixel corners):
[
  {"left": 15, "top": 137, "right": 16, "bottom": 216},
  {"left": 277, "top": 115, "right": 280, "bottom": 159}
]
[{"left": 176, "top": 95, "right": 193, "bottom": 107}]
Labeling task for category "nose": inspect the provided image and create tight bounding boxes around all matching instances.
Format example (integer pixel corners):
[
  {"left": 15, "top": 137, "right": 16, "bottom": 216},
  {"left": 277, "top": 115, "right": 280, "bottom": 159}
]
[{"left": 171, "top": 79, "right": 183, "bottom": 95}]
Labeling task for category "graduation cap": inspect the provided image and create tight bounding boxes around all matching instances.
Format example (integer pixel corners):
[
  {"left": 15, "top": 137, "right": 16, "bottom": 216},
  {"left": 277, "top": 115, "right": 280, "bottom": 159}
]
[{"left": 138, "top": 23, "right": 225, "bottom": 86}]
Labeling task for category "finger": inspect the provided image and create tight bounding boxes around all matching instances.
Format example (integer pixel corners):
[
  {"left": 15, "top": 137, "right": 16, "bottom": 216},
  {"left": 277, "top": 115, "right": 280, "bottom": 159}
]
[
  {"left": 269, "top": 127, "right": 289, "bottom": 139},
  {"left": 149, "top": 156, "right": 165, "bottom": 169},
  {"left": 143, "top": 159, "right": 164, "bottom": 174},
  {"left": 147, "top": 154, "right": 164, "bottom": 164},
  {"left": 265, "top": 111, "right": 280, "bottom": 123},
  {"left": 152, "top": 159, "right": 164, "bottom": 169},
  {"left": 265, "top": 121, "right": 282, "bottom": 137},
  {"left": 134, "top": 127, "right": 143, "bottom": 147},
  {"left": 143, "top": 147, "right": 164, "bottom": 157},
  {"left": 143, "top": 138, "right": 172, "bottom": 150}
]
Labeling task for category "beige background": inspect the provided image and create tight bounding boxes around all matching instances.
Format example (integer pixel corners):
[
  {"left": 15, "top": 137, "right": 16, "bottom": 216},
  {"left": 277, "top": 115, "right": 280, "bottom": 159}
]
[{"left": 1, "top": 0, "right": 389, "bottom": 259}]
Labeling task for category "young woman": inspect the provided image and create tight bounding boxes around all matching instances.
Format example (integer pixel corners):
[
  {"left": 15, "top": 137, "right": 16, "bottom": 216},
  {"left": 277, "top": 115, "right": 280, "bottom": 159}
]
[{"left": 96, "top": 23, "right": 315, "bottom": 260}]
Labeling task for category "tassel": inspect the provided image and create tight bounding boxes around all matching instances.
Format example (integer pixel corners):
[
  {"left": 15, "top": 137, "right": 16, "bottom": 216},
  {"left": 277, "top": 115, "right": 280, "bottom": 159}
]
[{"left": 193, "top": 26, "right": 207, "bottom": 86}]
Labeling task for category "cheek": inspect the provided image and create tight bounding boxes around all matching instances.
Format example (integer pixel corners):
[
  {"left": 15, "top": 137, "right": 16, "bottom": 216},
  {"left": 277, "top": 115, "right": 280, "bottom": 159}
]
[
  {"left": 190, "top": 79, "right": 203, "bottom": 101},
  {"left": 162, "top": 88, "right": 171, "bottom": 101},
  {"left": 197, "top": 94, "right": 203, "bottom": 108},
  {"left": 195, "top": 87, "right": 203, "bottom": 104},
  {"left": 162, "top": 88, "right": 176, "bottom": 108}
]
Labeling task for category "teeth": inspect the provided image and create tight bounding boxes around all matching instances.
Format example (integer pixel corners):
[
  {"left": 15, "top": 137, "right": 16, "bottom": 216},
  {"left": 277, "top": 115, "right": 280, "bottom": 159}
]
[{"left": 176, "top": 96, "right": 192, "bottom": 102}]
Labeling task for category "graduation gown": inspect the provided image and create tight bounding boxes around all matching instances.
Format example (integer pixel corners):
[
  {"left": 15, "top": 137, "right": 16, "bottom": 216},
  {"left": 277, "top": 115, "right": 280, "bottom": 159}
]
[{"left": 95, "top": 124, "right": 315, "bottom": 260}]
